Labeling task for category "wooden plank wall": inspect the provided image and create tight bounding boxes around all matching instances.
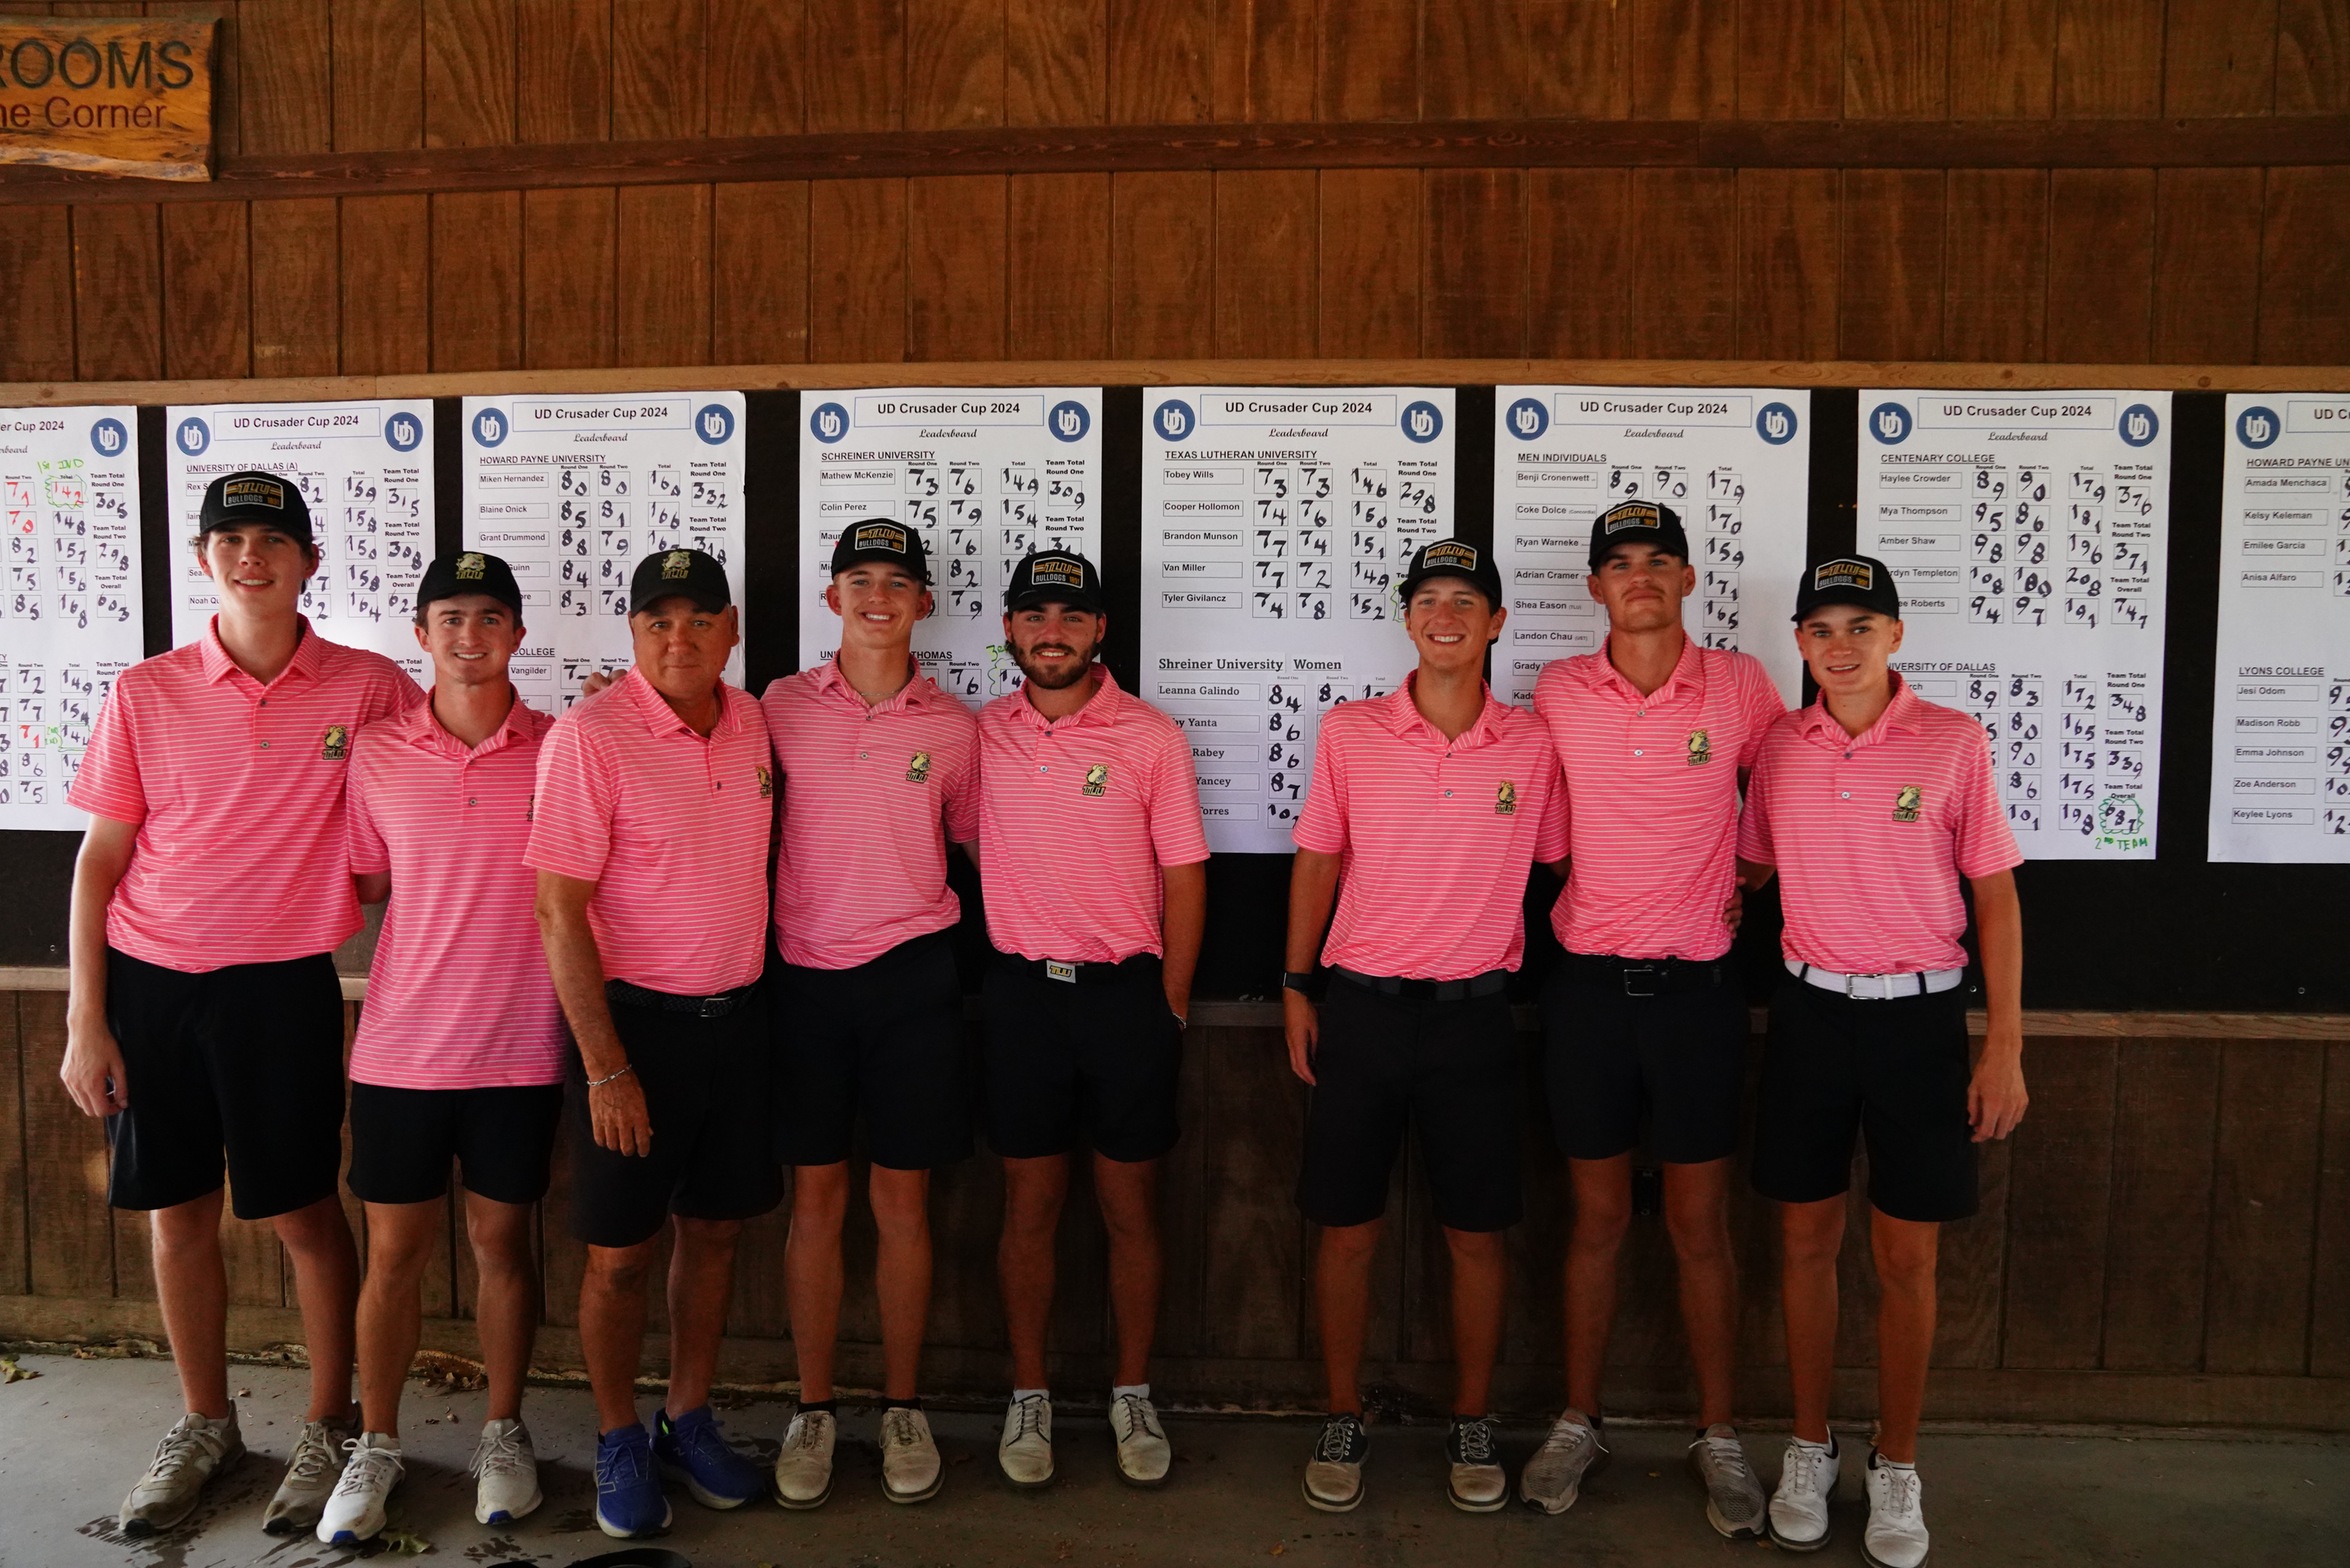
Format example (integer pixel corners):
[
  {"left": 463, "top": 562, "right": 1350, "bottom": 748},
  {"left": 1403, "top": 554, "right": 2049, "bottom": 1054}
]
[
  {"left": 0, "top": 1, "right": 2346, "bottom": 382},
  {"left": 4, "top": 995, "right": 2346, "bottom": 1426}
]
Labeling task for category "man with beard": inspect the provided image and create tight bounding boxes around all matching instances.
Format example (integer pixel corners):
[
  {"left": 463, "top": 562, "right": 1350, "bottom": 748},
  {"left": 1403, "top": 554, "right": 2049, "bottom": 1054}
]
[{"left": 972, "top": 550, "right": 1208, "bottom": 1491}]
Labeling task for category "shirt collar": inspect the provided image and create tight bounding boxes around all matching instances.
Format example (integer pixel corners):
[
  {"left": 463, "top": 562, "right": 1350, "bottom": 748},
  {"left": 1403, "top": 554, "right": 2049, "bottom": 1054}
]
[
  {"left": 407, "top": 688, "right": 546, "bottom": 758},
  {"left": 1796, "top": 669, "right": 1923, "bottom": 748},
  {"left": 813, "top": 656, "right": 939, "bottom": 716},
  {"left": 1010, "top": 663, "right": 1125, "bottom": 730},
  {"left": 1583, "top": 634, "right": 1704, "bottom": 706},
  {"left": 1379, "top": 672, "right": 1507, "bottom": 749},
  {"left": 621, "top": 666, "right": 741, "bottom": 739},
  {"left": 200, "top": 615, "right": 326, "bottom": 689}
]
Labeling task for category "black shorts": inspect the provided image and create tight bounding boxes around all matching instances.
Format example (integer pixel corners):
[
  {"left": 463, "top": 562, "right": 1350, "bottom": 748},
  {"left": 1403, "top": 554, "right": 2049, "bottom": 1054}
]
[
  {"left": 775, "top": 932, "right": 972, "bottom": 1171},
  {"left": 347, "top": 1082, "right": 564, "bottom": 1206},
  {"left": 1541, "top": 960, "right": 1750, "bottom": 1164},
  {"left": 1750, "top": 975, "right": 1978, "bottom": 1224},
  {"left": 1296, "top": 976, "right": 1523, "bottom": 1233},
  {"left": 103, "top": 947, "right": 347, "bottom": 1221},
  {"left": 980, "top": 952, "right": 1182, "bottom": 1163},
  {"left": 565, "top": 985, "right": 781, "bottom": 1249}
]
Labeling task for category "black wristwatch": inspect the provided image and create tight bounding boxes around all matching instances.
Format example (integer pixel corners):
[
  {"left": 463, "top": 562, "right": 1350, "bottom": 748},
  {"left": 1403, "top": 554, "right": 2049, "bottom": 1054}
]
[{"left": 1281, "top": 969, "right": 1324, "bottom": 1001}]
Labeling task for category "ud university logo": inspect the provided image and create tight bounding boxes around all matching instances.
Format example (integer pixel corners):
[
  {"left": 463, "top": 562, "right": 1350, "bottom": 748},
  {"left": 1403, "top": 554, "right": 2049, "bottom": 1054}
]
[
  {"left": 2118, "top": 403, "right": 2160, "bottom": 447},
  {"left": 1152, "top": 400, "right": 1194, "bottom": 442},
  {"left": 175, "top": 416, "right": 211, "bottom": 456},
  {"left": 1505, "top": 397, "right": 1548, "bottom": 441},
  {"left": 1892, "top": 784, "right": 1922, "bottom": 823},
  {"left": 1082, "top": 763, "right": 1109, "bottom": 797},
  {"left": 471, "top": 408, "right": 507, "bottom": 448},
  {"left": 809, "top": 402, "right": 850, "bottom": 443},
  {"left": 385, "top": 412, "right": 423, "bottom": 452},
  {"left": 455, "top": 552, "right": 487, "bottom": 580},
  {"left": 695, "top": 403, "right": 735, "bottom": 445},
  {"left": 661, "top": 549, "right": 693, "bottom": 580},
  {"left": 1869, "top": 402, "right": 1912, "bottom": 445},
  {"left": 2236, "top": 406, "right": 2280, "bottom": 449},
  {"left": 1048, "top": 400, "right": 1091, "bottom": 442},
  {"left": 89, "top": 418, "right": 127, "bottom": 457},
  {"left": 1687, "top": 729, "right": 1711, "bottom": 766},
  {"left": 756, "top": 765, "right": 773, "bottom": 798},
  {"left": 1401, "top": 400, "right": 1444, "bottom": 443},
  {"left": 1494, "top": 779, "right": 1517, "bottom": 815},
  {"left": 906, "top": 750, "right": 932, "bottom": 784},
  {"left": 1757, "top": 401, "right": 1799, "bottom": 445},
  {"left": 321, "top": 725, "right": 350, "bottom": 761}
]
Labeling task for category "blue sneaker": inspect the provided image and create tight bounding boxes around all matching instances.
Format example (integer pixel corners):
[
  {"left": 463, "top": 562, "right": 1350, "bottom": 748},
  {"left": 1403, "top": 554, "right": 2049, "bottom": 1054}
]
[
  {"left": 654, "top": 1406, "right": 763, "bottom": 1510},
  {"left": 593, "top": 1423, "right": 671, "bottom": 1539}
]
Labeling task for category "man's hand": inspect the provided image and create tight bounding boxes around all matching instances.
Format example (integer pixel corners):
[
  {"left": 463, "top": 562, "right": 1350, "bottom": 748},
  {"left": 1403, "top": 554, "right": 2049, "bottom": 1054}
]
[
  {"left": 60, "top": 1013, "right": 129, "bottom": 1117},
  {"left": 1721, "top": 880, "right": 1745, "bottom": 935},
  {"left": 589, "top": 1072, "right": 654, "bottom": 1157},
  {"left": 1968, "top": 1038, "right": 2028, "bottom": 1142},
  {"left": 579, "top": 667, "right": 620, "bottom": 699},
  {"left": 1283, "top": 989, "right": 1320, "bottom": 1085}
]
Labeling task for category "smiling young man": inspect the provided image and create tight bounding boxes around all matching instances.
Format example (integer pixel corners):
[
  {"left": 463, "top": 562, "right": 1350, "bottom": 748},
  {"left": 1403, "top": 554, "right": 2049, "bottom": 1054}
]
[
  {"left": 312, "top": 553, "right": 561, "bottom": 1546},
  {"left": 1518, "top": 501, "right": 1787, "bottom": 1533},
  {"left": 761, "top": 520, "right": 980, "bottom": 1510},
  {"left": 1736, "top": 556, "right": 2027, "bottom": 1568},
  {"left": 527, "top": 548, "right": 777, "bottom": 1539},
  {"left": 1283, "top": 539, "right": 1566, "bottom": 1516},
  {"left": 974, "top": 550, "right": 1208, "bottom": 1491},
  {"left": 60, "top": 471, "right": 423, "bottom": 1538}
]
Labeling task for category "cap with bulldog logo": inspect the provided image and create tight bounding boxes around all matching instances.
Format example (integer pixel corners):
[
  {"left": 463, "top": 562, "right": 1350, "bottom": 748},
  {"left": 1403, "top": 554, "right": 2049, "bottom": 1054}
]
[
  {"left": 628, "top": 547, "right": 733, "bottom": 616},
  {"left": 1004, "top": 549, "right": 1104, "bottom": 614},
  {"left": 198, "top": 470, "right": 314, "bottom": 545},
  {"left": 415, "top": 551, "right": 525, "bottom": 618},
  {"left": 1587, "top": 499, "right": 1690, "bottom": 571},
  {"left": 1792, "top": 553, "right": 1902, "bottom": 622},
  {"left": 829, "top": 516, "right": 931, "bottom": 583},
  {"left": 1397, "top": 537, "right": 1505, "bottom": 608}
]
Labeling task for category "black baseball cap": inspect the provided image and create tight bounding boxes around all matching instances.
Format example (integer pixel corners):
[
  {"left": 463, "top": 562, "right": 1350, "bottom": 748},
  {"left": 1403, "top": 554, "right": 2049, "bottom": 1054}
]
[
  {"left": 1396, "top": 538, "right": 1504, "bottom": 608},
  {"left": 198, "top": 470, "right": 313, "bottom": 544},
  {"left": 1588, "top": 499, "right": 1690, "bottom": 570},
  {"left": 1004, "top": 549, "right": 1103, "bottom": 614},
  {"left": 416, "top": 551, "right": 524, "bottom": 618},
  {"left": 628, "top": 546, "right": 733, "bottom": 615},
  {"left": 830, "top": 516, "right": 930, "bottom": 582},
  {"left": 1793, "top": 554, "right": 1902, "bottom": 622}
]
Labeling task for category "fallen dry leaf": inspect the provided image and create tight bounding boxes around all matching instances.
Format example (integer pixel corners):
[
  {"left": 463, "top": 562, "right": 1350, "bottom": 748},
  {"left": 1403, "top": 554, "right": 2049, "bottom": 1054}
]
[{"left": 0, "top": 1357, "right": 38, "bottom": 1383}]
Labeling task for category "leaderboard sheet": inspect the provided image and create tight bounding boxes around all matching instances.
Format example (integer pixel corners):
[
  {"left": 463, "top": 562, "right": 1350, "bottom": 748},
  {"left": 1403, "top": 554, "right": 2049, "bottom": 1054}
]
[
  {"left": 1858, "top": 391, "right": 2171, "bottom": 858},
  {"left": 0, "top": 407, "right": 139, "bottom": 827},
  {"left": 462, "top": 393, "right": 747, "bottom": 712},
  {"left": 167, "top": 401, "right": 434, "bottom": 682},
  {"left": 2207, "top": 396, "right": 2350, "bottom": 862},
  {"left": 1139, "top": 387, "right": 1452, "bottom": 853},
  {"left": 1492, "top": 387, "right": 1810, "bottom": 704},
  {"left": 796, "top": 389, "right": 1102, "bottom": 701}
]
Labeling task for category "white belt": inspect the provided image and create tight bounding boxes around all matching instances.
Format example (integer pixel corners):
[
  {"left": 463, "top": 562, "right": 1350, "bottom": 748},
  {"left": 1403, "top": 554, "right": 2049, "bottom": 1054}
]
[{"left": 1786, "top": 958, "right": 1965, "bottom": 1001}]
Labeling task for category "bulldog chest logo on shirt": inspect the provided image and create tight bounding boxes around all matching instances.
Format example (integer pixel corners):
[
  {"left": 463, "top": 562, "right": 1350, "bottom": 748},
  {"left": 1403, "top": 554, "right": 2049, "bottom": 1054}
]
[
  {"left": 1082, "top": 762, "right": 1109, "bottom": 796},
  {"left": 1495, "top": 779, "right": 1517, "bottom": 815},
  {"left": 1687, "top": 729, "right": 1711, "bottom": 766},
  {"left": 906, "top": 750, "right": 932, "bottom": 784},
  {"left": 1893, "top": 784, "right": 1923, "bottom": 823},
  {"left": 320, "top": 724, "right": 349, "bottom": 760},
  {"left": 756, "top": 765, "right": 774, "bottom": 798}
]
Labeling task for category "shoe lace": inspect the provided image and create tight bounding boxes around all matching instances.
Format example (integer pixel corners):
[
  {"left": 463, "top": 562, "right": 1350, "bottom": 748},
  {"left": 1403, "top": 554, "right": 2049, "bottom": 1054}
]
[
  {"left": 1700, "top": 1432, "right": 1754, "bottom": 1488},
  {"left": 1452, "top": 1419, "right": 1497, "bottom": 1465},
  {"left": 1539, "top": 1417, "right": 1591, "bottom": 1456},
  {"left": 1314, "top": 1416, "right": 1360, "bottom": 1464},
  {"left": 470, "top": 1425, "right": 531, "bottom": 1480},
  {"left": 1876, "top": 1463, "right": 1922, "bottom": 1521},
  {"left": 882, "top": 1408, "right": 924, "bottom": 1448},
  {"left": 333, "top": 1439, "right": 403, "bottom": 1497},
  {"left": 144, "top": 1418, "right": 226, "bottom": 1486},
  {"left": 284, "top": 1423, "right": 344, "bottom": 1486},
  {"left": 788, "top": 1411, "right": 833, "bottom": 1452},
  {"left": 1113, "top": 1392, "right": 1162, "bottom": 1442},
  {"left": 596, "top": 1435, "right": 650, "bottom": 1490},
  {"left": 1008, "top": 1395, "right": 1048, "bottom": 1443},
  {"left": 1784, "top": 1442, "right": 1829, "bottom": 1495}
]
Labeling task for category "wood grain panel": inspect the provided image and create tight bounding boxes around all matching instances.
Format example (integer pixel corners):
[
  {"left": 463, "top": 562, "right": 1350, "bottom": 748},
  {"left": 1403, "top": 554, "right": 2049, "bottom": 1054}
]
[
  {"left": 2101, "top": 1041, "right": 2217, "bottom": 1370},
  {"left": 1316, "top": 0, "right": 1417, "bottom": 122},
  {"left": 2206, "top": 1041, "right": 2322, "bottom": 1374},
  {"left": 711, "top": 181, "right": 810, "bottom": 362},
  {"left": 522, "top": 185, "right": 616, "bottom": 368},
  {"left": 1934, "top": 1132, "right": 2010, "bottom": 1368},
  {"left": 707, "top": 0, "right": 804, "bottom": 136},
  {"left": 1007, "top": 172, "right": 1110, "bottom": 357},
  {"left": 162, "top": 201, "right": 251, "bottom": 379},
  {"left": 430, "top": 190, "right": 522, "bottom": 371},
  {"left": 1845, "top": 0, "right": 1951, "bottom": 118},
  {"left": 1634, "top": 0, "right": 1736, "bottom": 117},
  {"left": 806, "top": 0, "right": 905, "bottom": 131},
  {"left": 2055, "top": 0, "right": 2165, "bottom": 117},
  {"left": 18, "top": 996, "right": 112, "bottom": 1298},
  {"left": 1422, "top": 0, "right": 1516, "bottom": 119},
  {"left": 332, "top": 0, "right": 426, "bottom": 152},
  {"left": 1838, "top": 169, "right": 1944, "bottom": 360},
  {"left": 239, "top": 0, "right": 334, "bottom": 153},
  {"left": 1008, "top": 0, "right": 1106, "bottom": 123},
  {"left": 1941, "top": 169, "right": 2046, "bottom": 362},
  {"left": 1521, "top": 0, "right": 1630, "bottom": 118},
  {"left": 1109, "top": 0, "right": 1213, "bottom": 123},
  {"left": 906, "top": 175, "right": 1008, "bottom": 360},
  {"left": 2279, "top": 0, "right": 2350, "bottom": 112},
  {"left": 2151, "top": 167, "right": 2263, "bottom": 363},
  {"left": 516, "top": 0, "right": 611, "bottom": 142},
  {"left": 1529, "top": 168, "right": 1635, "bottom": 358},
  {"left": 1736, "top": 167, "right": 1839, "bottom": 359},
  {"left": 2314, "top": 1042, "right": 2350, "bottom": 1376},
  {"left": 616, "top": 183, "right": 713, "bottom": 366},
  {"left": 1154, "top": 999, "right": 1214, "bottom": 1358},
  {"left": 925, "top": 1136, "right": 1006, "bottom": 1351},
  {"left": 73, "top": 205, "right": 163, "bottom": 380},
  {"left": 0, "top": 1001, "right": 20, "bottom": 1295},
  {"left": 1213, "top": 0, "right": 1316, "bottom": 120},
  {"left": 249, "top": 198, "right": 340, "bottom": 376},
  {"left": 1420, "top": 169, "right": 1526, "bottom": 358},
  {"left": 2259, "top": 166, "right": 2350, "bottom": 363},
  {"left": 809, "top": 177, "right": 908, "bottom": 362},
  {"left": 2046, "top": 169, "right": 2154, "bottom": 362},
  {"left": 1317, "top": 168, "right": 1419, "bottom": 358},
  {"left": 424, "top": 0, "right": 516, "bottom": 146},
  {"left": 1738, "top": 0, "right": 1844, "bottom": 118},
  {"left": 339, "top": 195, "right": 431, "bottom": 375},
  {"left": 2164, "top": 0, "right": 2279, "bottom": 116},
  {"left": 1213, "top": 169, "right": 1317, "bottom": 357},
  {"left": 1629, "top": 167, "right": 1735, "bottom": 359},
  {"left": 1999, "top": 1040, "right": 2115, "bottom": 1367},
  {"left": 1948, "top": 0, "right": 2055, "bottom": 117},
  {"left": 146, "top": 1, "right": 242, "bottom": 159},
  {"left": 908, "top": 0, "right": 1005, "bottom": 128},
  {"left": 0, "top": 206, "right": 74, "bottom": 381},
  {"left": 1109, "top": 170, "right": 1212, "bottom": 357},
  {"left": 1199, "top": 1026, "right": 1305, "bottom": 1360},
  {"left": 612, "top": 0, "right": 709, "bottom": 141}
]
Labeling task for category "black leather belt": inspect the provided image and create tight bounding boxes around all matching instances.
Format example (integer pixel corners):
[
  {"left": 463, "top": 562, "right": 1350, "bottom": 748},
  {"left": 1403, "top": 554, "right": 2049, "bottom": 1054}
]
[
  {"left": 605, "top": 977, "right": 759, "bottom": 1019},
  {"left": 1557, "top": 951, "right": 1728, "bottom": 997},
  {"left": 1331, "top": 965, "right": 1509, "bottom": 1002},
  {"left": 995, "top": 949, "right": 1159, "bottom": 986}
]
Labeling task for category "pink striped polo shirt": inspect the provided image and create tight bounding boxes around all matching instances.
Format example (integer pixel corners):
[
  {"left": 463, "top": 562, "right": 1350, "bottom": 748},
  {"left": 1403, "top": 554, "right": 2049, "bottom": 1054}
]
[
  {"left": 525, "top": 668, "right": 773, "bottom": 996},
  {"left": 1295, "top": 677, "right": 1569, "bottom": 981},
  {"left": 1737, "top": 672, "right": 2023, "bottom": 975},
  {"left": 347, "top": 694, "right": 565, "bottom": 1089},
  {"left": 68, "top": 617, "right": 424, "bottom": 973},
  {"left": 764, "top": 659, "right": 981, "bottom": 970},
  {"left": 1534, "top": 640, "right": 1788, "bottom": 962},
  {"left": 975, "top": 666, "right": 1209, "bottom": 963}
]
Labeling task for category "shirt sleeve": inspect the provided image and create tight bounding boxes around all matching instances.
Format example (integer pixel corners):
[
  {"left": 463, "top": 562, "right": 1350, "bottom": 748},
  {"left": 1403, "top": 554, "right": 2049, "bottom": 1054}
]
[
  {"left": 1737, "top": 658, "right": 1791, "bottom": 770},
  {"left": 941, "top": 719, "right": 982, "bottom": 844},
  {"left": 522, "top": 715, "right": 615, "bottom": 883},
  {"left": 344, "top": 739, "right": 390, "bottom": 876},
  {"left": 1951, "top": 724, "right": 2026, "bottom": 878},
  {"left": 1292, "top": 715, "right": 1350, "bottom": 854},
  {"left": 359, "top": 658, "right": 427, "bottom": 723},
  {"left": 1145, "top": 722, "right": 1211, "bottom": 868},
  {"left": 65, "top": 673, "right": 146, "bottom": 826},
  {"left": 1736, "top": 735, "right": 1779, "bottom": 865},
  {"left": 1532, "top": 761, "right": 1570, "bottom": 864}
]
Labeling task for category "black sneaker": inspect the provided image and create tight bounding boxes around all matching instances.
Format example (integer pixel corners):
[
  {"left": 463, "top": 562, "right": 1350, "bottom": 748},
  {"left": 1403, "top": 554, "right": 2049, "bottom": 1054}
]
[
  {"left": 1302, "top": 1414, "right": 1369, "bottom": 1512},
  {"left": 1445, "top": 1416, "right": 1507, "bottom": 1512}
]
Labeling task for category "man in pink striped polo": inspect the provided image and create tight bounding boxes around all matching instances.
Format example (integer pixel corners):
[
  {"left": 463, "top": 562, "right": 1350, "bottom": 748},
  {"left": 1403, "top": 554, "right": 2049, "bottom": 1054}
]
[
  {"left": 1736, "top": 555, "right": 2027, "bottom": 1568},
  {"left": 1518, "top": 500, "right": 1785, "bottom": 1533},
  {"left": 1283, "top": 539, "right": 1567, "bottom": 1516},
  {"left": 60, "top": 471, "right": 423, "bottom": 1538},
  {"left": 313, "top": 552, "right": 559, "bottom": 1546},
  {"left": 527, "top": 547, "right": 776, "bottom": 1540}
]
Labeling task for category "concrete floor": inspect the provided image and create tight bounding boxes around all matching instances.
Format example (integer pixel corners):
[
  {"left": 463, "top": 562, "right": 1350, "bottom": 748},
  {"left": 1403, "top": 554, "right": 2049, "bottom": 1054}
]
[{"left": 0, "top": 1354, "right": 2343, "bottom": 1568}]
